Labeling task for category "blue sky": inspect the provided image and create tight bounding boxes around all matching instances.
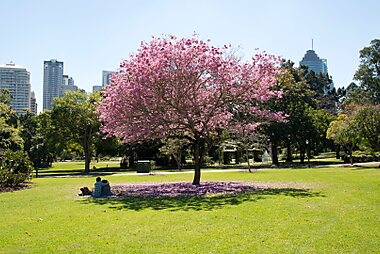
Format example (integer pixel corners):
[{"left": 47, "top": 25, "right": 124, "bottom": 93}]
[{"left": 1, "top": 0, "right": 379, "bottom": 112}]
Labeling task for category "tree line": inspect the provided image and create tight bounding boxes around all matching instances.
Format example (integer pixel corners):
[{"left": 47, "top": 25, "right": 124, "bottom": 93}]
[{"left": 1, "top": 37, "right": 379, "bottom": 188}]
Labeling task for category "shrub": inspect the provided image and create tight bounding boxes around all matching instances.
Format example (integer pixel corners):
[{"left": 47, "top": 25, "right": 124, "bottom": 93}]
[
  {"left": 0, "top": 150, "right": 33, "bottom": 188},
  {"left": 342, "top": 153, "right": 380, "bottom": 163}
]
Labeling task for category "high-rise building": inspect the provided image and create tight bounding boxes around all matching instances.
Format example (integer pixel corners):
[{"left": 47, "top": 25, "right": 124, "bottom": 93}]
[
  {"left": 30, "top": 91, "right": 37, "bottom": 114},
  {"left": 299, "top": 48, "right": 334, "bottom": 93},
  {"left": 63, "top": 75, "right": 74, "bottom": 87},
  {"left": 299, "top": 49, "right": 328, "bottom": 75},
  {"left": 43, "top": 59, "right": 63, "bottom": 111},
  {"left": 92, "top": 85, "right": 102, "bottom": 92},
  {"left": 61, "top": 75, "right": 78, "bottom": 96},
  {"left": 0, "top": 62, "right": 31, "bottom": 115},
  {"left": 102, "top": 70, "right": 116, "bottom": 88}
]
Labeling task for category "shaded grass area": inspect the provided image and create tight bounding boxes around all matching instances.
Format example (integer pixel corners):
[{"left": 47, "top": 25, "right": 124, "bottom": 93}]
[
  {"left": 33, "top": 152, "right": 347, "bottom": 178},
  {"left": 1, "top": 166, "right": 379, "bottom": 253},
  {"left": 34, "top": 161, "right": 124, "bottom": 177},
  {"left": 82, "top": 187, "right": 322, "bottom": 212}
]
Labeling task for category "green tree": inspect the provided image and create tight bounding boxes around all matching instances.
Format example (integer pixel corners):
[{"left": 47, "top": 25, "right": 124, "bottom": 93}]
[
  {"left": 34, "top": 111, "right": 60, "bottom": 167},
  {"left": 301, "top": 67, "right": 337, "bottom": 114},
  {"left": 19, "top": 112, "right": 38, "bottom": 157},
  {"left": 0, "top": 150, "right": 33, "bottom": 188},
  {"left": 51, "top": 91, "right": 101, "bottom": 173},
  {"left": 264, "top": 60, "right": 315, "bottom": 164},
  {"left": 338, "top": 82, "right": 373, "bottom": 107},
  {"left": 0, "top": 90, "right": 23, "bottom": 152},
  {"left": 351, "top": 105, "right": 380, "bottom": 152},
  {"left": 306, "top": 107, "right": 335, "bottom": 154},
  {"left": 159, "top": 138, "right": 190, "bottom": 171},
  {"left": 0, "top": 89, "right": 33, "bottom": 188},
  {"left": 263, "top": 60, "right": 336, "bottom": 164},
  {"left": 94, "top": 134, "right": 122, "bottom": 159},
  {"left": 354, "top": 39, "right": 380, "bottom": 104},
  {"left": 327, "top": 114, "right": 357, "bottom": 164},
  {"left": 0, "top": 88, "right": 13, "bottom": 105}
]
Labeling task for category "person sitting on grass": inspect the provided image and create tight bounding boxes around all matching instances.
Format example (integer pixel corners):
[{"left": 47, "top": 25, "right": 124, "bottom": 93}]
[
  {"left": 101, "top": 179, "right": 112, "bottom": 196},
  {"left": 92, "top": 177, "right": 103, "bottom": 198}
]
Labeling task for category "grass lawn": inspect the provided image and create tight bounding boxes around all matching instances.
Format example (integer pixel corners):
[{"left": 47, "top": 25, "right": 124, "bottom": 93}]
[
  {"left": 34, "top": 161, "right": 123, "bottom": 178},
  {"left": 1, "top": 163, "right": 379, "bottom": 253}
]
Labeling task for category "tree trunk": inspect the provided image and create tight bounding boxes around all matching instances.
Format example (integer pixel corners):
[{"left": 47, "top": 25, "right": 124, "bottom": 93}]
[
  {"left": 300, "top": 146, "right": 305, "bottom": 164},
  {"left": 82, "top": 124, "right": 92, "bottom": 174},
  {"left": 235, "top": 150, "right": 241, "bottom": 164},
  {"left": 349, "top": 147, "right": 354, "bottom": 165},
  {"left": 306, "top": 144, "right": 311, "bottom": 160},
  {"left": 246, "top": 148, "right": 252, "bottom": 173},
  {"left": 85, "top": 154, "right": 91, "bottom": 173},
  {"left": 129, "top": 155, "right": 135, "bottom": 169},
  {"left": 173, "top": 154, "right": 181, "bottom": 171},
  {"left": 84, "top": 142, "right": 91, "bottom": 173},
  {"left": 271, "top": 141, "right": 279, "bottom": 165},
  {"left": 335, "top": 145, "right": 340, "bottom": 159},
  {"left": 218, "top": 148, "right": 223, "bottom": 165},
  {"left": 286, "top": 141, "right": 293, "bottom": 162},
  {"left": 192, "top": 139, "right": 202, "bottom": 185}
]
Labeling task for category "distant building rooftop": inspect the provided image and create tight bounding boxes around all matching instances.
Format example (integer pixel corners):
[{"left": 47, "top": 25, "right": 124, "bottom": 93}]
[
  {"left": 300, "top": 50, "right": 321, "bottom": 62},
  {"left": 0, "top": 62, "right": 27, "bottom": 70}
]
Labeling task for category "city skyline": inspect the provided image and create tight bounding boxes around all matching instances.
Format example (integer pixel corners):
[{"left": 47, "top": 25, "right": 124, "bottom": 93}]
[{"left": 1, "top": 0, "right": 379, "bottom": 113}]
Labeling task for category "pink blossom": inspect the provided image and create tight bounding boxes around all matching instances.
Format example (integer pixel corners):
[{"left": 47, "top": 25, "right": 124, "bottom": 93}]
[{"left": 97, "top": 35, "right": 283, "bottom": 184}]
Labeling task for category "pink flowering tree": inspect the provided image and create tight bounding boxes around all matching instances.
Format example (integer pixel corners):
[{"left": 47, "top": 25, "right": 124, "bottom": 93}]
[{"left": 98, "top": 35, "right": 283, "bottom": 185}]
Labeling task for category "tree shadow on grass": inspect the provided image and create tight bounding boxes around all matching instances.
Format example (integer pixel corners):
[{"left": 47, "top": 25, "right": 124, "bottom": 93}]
[{"left": 79, "top": 186, "right": 324, "bottom": 212}]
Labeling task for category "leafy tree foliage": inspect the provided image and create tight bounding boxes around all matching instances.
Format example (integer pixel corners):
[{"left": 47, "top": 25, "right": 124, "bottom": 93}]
[
  {"left": 0, "top": 88, "right": 13, "bottom": 105},
  {"left": 301, "top": 67, "right": 337, "bottom": 114},
  {"left": 98, "top": 35, "right": 283, "bottom": 184},
  {"left": 31, "top": 111, "right": 60, "bottom": 168},
  {"left": 0, "top": 90, "right": 23, "bottom": 152},
  {"left": 0, "top": 150, "right": 33, "bottom": 188},
  {"left": 94, "top": 134, "right": 122, "bottom": 159},
  {"left": 0, "top": 89, "right": 33, "bottom": 188},
  {"left": 159, "top": 138, "right": 190, "bottom": 171},
  {"left": 326, "top": 39, "right": 380, "bottom": 161},
  {"left": 354, "top": 39, "right": 380, "bottom": 104},
  {"left": 18, "top": 112, "right": 38, "bottom": 159},
  {"left": 51, "top": 91, "right": 101, "bottom": 173},
  {"left": 327, "top": 114, "right": 358, "bottom": 164},
  {"left": 264, "top": 61, "right": 312, "bottom": 163},
  {"left": 261, "top": 60, "right": 336, "bottom": 164},
  {"left": 350, "top": 105, "right": 380, "bottom": 152}
]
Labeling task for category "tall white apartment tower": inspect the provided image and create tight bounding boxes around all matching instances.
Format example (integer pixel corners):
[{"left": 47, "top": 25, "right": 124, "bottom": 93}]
[{"left": 0, "top": 62, "right": 31, "bottom": 115}]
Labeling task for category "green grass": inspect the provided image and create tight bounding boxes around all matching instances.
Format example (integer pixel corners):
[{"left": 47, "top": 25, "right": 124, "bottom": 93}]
[
  {"left": 35, "top": 161, "right": 123, "bottom": 177},
  {"left": 1, "top": 163, "right": 379, "bottom": 253}
]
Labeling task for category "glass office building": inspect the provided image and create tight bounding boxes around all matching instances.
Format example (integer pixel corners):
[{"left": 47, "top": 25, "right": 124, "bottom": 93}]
[
  {"left": 43, "top": 59, "right": 63, "bottom": 111},
  {"left": 300, "top": 49, "right": 334, "bottom": 93},
  {"left": 102, "top": 70, "right": 116, "bottom": 88},
  {"left": 299, "top": 50, "right": 328, "bottom": 75}
]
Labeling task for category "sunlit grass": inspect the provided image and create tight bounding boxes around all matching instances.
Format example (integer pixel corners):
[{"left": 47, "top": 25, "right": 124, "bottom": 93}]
[{"left": 1, "top": 163, "right": 379, "bottom": 253}]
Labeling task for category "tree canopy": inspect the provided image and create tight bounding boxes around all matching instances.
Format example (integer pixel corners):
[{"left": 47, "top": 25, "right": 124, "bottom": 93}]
[
  {"left": 354, "top": 39, "right": 380, "bottom": 104},
  {"left": 51, "top": 91, "right": 101, "bottom": 173},
  {"left": 98, "top": 35, "right": 284, "bottom": 184}
]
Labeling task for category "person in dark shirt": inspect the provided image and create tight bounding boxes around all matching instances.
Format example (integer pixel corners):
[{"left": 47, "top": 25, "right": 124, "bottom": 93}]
[{"left": 101, "top": 179, "right": 112, "bottom": 196}]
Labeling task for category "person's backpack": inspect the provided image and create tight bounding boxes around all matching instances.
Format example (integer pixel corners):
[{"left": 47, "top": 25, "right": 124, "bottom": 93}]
[{"left": 80, "top": 187, "right": 92, "bottom": 196}]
